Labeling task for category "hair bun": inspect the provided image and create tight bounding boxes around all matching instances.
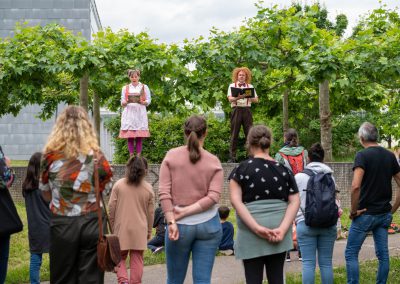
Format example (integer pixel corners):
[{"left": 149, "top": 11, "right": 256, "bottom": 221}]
[{"left": 259, "top": 136, "right": 270, "bottom": 147}]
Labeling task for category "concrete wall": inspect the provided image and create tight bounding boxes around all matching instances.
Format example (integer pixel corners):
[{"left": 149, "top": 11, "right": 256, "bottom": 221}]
[{"left": 8, "top": 163, "right": 400, "bottom": 209}]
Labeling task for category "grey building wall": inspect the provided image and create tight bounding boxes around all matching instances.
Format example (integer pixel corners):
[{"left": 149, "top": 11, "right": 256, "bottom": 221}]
[
  {"left": 0, "top": 0, "right": 96, "bottom": 39},
  {"left": 0, "top": 0, "right": 111, "bottom": 161},
  {"left": 0, "top": 105, "right": 61, "bottom": 160},
  {"left": 0, "top": 105, "right": 116, "bottom": 161}
]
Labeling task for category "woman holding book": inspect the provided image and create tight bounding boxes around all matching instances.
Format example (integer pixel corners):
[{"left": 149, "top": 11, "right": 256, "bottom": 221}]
[
  {"left": 119, "top": 69, "right": 151, "bottom": 157},
  {"left": 227, "top": 67, "right": 259, "bottom": 163}
]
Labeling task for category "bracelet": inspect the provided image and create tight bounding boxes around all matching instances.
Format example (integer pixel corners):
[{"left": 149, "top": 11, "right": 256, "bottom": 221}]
[{"left": 168, "top": 220, "right": 176, "bottom": 225}]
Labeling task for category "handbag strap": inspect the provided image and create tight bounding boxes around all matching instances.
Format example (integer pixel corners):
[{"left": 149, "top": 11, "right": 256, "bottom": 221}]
[{"left": 94, "top": 151, "right": 114, "bottom": 240}]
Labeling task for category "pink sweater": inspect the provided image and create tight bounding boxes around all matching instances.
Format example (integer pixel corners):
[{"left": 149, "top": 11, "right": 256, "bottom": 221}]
[{"left": 159, "top": 146, "right": 223, "bottom": 213}]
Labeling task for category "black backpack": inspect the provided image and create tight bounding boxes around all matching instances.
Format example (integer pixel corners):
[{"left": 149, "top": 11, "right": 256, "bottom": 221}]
[{"left": 302, "top": 169, "right": 338, "bottom": 228}]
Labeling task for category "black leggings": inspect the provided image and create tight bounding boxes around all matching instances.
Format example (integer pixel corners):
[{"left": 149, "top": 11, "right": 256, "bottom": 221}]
[{"left": 243, "top": 252, "right": 286, "bottom": 284}]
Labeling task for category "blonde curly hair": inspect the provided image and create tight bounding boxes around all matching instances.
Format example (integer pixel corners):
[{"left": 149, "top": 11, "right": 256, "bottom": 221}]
[
  {"left": 43, "top": 105, "right": 99, "bottom": 158},
  {"left": 232, "top": 67, "right": 252, "bottom": 84}
]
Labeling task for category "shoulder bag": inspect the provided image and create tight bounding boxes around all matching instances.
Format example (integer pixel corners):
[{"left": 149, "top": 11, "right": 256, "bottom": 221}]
[{"left": 94, "top": 153, "right": 121, "bottom": 272}]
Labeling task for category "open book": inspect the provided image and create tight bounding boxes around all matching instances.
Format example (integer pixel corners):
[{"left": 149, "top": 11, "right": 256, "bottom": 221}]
[
  {"left": 230, "top": 87, "right": 255, "bottom": 98},
  {"left": 127, "top": 94, "right": 141, "bottom": 103}
]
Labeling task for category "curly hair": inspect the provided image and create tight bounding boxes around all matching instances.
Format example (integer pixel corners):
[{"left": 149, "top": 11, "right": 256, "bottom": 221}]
[
  {"left": 43, "top": 105, "right": 99, "bottom": 159},
  {"left": 231, "top": 67, "right": 252, "bottom": 84}
]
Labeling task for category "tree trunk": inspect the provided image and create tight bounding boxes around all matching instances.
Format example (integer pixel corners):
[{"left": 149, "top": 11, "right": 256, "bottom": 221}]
[
  {"left": 80, "top": 73, "right": 89, "bottom": 111},
  {"left": 93, "top": 91, "right": 101, "bottom": 143},
  {"left": 319, "top": 80, "right": 332, "bottom": 161},
  {"left": 282, "top": 89, "right": 289, "bottom": 135}
]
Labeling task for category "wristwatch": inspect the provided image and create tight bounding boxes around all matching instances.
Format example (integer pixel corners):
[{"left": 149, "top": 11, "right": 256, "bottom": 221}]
[{"left": 168, "top": 220, "right": 176, "bottom": 225}]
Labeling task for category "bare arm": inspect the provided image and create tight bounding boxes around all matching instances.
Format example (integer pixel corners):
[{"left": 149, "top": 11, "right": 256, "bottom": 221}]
[
  {"left": 391, "top": 172, "right": 400, "bottom": 214},
  {"left": 230, "top": 179, "right": 274, "bottom": 240},
  {"left": 228, "top": 94, "right": 246, "bottom": 102},
  {"left": 350, "top": 167, "right": 367, "bottom": 219},
  {"left": 41, "top": 190, "right": 52, "bottom": 202},
  {"left": 250, "top": 96, "right": 259, "bottom": 103}
]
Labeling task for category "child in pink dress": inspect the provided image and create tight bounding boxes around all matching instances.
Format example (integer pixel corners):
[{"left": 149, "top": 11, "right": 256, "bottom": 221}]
[{"left": 119, "top": 69, "right": 151, "bottom": 156}]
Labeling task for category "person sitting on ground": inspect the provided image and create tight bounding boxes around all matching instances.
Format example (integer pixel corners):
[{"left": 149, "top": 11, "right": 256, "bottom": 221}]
[
  {"left": 147, "top": 204, "right": 166, "bottom": 254},
  {"left": 218, "top": 206, "right": 234, "bottom": 255}
]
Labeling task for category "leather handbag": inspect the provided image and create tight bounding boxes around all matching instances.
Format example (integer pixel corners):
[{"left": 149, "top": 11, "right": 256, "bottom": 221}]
[
  {"left": 0, "top": 146, "right": 22, "bottom": 237},
  {"left": 94, "top": 153, "right": 121, "bottom": 272},
  {"left": 0, "top": 183, "right": 23, "bottom": 237}
]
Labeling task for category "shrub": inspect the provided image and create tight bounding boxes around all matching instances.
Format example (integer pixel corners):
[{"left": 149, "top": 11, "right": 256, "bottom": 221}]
[{"left": 106, "top": 113, "right": 246, "bottom": 163}]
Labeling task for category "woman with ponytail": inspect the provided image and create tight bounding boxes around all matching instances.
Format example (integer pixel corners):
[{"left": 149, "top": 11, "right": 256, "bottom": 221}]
[
  {"left": 229, "top": 125, "right": 300, "bottom": 284},
  {"left": 159, "top": 115, "right": 223, "bottom": 284}
]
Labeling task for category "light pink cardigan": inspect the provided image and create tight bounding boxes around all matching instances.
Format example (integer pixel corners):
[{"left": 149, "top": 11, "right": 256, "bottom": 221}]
[{"left": 159, "top": 146, "right": 223, "bottom": 213}]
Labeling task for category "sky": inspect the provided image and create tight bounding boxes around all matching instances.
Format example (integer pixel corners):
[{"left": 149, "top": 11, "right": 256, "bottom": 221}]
[{"left": 95, "top": 0, "right": 399, "bottom": 44}]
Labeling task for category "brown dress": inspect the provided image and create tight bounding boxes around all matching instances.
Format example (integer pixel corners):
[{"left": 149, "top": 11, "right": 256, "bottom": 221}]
[{"left": 108, "top": 178, "right": 154, "bottom": 251}]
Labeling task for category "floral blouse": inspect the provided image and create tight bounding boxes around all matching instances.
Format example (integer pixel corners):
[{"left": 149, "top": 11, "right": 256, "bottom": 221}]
[{"left": 40, "top": 150, "right": 113, "bottom": 216}]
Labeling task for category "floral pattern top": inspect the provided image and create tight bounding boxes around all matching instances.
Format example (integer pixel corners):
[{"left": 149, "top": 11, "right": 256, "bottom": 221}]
[{"left": 40, "top": 150, "right": 113, "bottom": 216}]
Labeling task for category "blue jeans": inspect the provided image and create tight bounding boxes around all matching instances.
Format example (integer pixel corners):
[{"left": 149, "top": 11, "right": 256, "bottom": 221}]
[
  {"left": 345, "top": 213, "right": 392, "bottom": 284},
  {"left": 0, "top": 235, "right": 10, "bottom": 284},
  {"left": 165, "top": 214, "right": 222, "bottom": 284},
  {"left": 30, "top": 253, "right": 43, "bottom": 284},
  {"left": 297, "top": 221, "right": 337, "bottom": 284}
]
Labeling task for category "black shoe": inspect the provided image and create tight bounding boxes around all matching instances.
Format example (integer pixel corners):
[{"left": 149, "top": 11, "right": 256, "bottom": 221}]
[
  {"left": 286, "top": 251, "right": 291, "bottom": 262},
  {"left": 298, "top": 250, "right": 302, "bottom": 261}
]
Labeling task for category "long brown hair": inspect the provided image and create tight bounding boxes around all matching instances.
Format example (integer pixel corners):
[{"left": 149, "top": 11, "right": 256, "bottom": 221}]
[
  {"left": 125, "top": 156, "right": 148, "bottom": 186},
  {"left": 284, "top": 128, "right": 299, "bottom": 147},
  {"left": 22, "top": 152, "right": 42, "bottom": 196},
  {"left": 184, "top": 115, "right": 207, "bottom": 164}
]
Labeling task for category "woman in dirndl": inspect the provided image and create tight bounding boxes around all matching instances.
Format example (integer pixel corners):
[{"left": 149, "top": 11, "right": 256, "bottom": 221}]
[{"left": 119, "top": 69, "right": 151, "bottom": 156}]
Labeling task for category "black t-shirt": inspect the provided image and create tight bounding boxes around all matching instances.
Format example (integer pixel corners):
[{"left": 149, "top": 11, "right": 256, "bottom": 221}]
[
  {"left": 353, "top": 146, "right": 400, "bottom": 214},
  {"left": 229, "top": 157, "right": 299, "bottom": 204}
]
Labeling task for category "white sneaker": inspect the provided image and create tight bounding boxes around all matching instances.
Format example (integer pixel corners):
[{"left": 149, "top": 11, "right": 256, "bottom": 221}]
[
  {"left": 153, "top": 246, "right": 164, "bottom": 254},
  {"left": 220, "top": 249, "right": 234, "bottom": 256}
]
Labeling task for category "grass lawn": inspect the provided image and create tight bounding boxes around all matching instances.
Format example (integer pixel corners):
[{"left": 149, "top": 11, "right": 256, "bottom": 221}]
[
  {"left": 10, "top": 160, "right": 28, "bottom": 167},
  {"left": 285, "top": 257, "right": 400, "bottom": 283},
  {"left": 6, "top": 204, "right": 400, "bottom": 283}
]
